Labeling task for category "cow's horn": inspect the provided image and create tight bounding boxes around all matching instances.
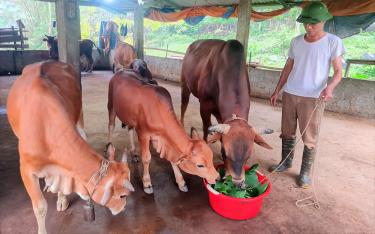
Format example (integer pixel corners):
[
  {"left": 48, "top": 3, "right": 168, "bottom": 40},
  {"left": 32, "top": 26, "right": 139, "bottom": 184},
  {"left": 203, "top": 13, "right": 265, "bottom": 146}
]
[
  {"left": 208, "top": 124, "right": 231, "bottom": 134},
  {"left": 123, "top": 180, "right": 134, "bottom": 192}
]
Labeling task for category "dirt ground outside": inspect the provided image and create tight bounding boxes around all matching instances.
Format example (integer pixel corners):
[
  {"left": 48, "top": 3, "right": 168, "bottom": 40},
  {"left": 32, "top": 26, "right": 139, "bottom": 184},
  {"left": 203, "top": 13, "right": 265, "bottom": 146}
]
[{"left": 0, "top": 71, "right": 374, "bottom": 234}]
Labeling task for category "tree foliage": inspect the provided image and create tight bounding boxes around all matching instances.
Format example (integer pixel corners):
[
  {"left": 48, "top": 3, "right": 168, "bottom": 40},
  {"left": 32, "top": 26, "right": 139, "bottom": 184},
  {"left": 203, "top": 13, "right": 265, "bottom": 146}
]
[{"left": 0, "top": 1, "right": 373, "bottom": 79}]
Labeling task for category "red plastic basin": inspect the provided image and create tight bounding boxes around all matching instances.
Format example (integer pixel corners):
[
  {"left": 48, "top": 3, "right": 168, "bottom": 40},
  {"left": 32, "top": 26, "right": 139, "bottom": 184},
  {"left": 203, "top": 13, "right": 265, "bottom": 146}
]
[{"left": 203, "top": 164, "right": 271, "bottom": 220}]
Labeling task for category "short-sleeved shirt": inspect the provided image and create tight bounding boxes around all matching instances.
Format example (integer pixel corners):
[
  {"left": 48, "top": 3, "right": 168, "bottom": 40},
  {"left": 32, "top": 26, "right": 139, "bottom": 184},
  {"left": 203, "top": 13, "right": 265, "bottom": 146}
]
[{"left": 284, "top": 33, "right": 345, "bottom": 98}]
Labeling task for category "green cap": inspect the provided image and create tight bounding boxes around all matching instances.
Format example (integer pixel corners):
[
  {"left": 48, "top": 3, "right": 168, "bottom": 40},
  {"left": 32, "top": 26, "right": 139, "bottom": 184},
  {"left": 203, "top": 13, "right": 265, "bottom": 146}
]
[{"left": 296, "top": 2, "right": 333, "bottom": 24}]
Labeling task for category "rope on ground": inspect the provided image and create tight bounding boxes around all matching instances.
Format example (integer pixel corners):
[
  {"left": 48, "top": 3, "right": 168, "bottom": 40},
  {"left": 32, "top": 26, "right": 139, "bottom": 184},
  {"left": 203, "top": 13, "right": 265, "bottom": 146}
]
[{"left": 260, "top": 97, "right": 325, "bottom": 209}]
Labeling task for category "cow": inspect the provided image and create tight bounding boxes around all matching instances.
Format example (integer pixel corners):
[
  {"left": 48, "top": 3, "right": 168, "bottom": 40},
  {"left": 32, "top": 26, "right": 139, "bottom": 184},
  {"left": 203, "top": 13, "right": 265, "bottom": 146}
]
[
  {"left": 107, "top": 70, "right": 219, "bottom": 194},
  {"left": 42, "top": 35, "right": 101, "bottom": 72},
  {"left": 7, "top": 61, "right": 134, "bottom": 234},
  {"left": 113, "top": 41, "right": 137, "bottom": 73},
  {"left": 180, "top": 39, "right": 273, "bottom": 186},
  {"left": 100, "top": 21, "right": 137, "bottom": 73},
  {"left": 121, "top": 59, "right": 157, "bottom": 138},
  {"left": 129, "top": 59, "right": 157, "bottom": 85}
]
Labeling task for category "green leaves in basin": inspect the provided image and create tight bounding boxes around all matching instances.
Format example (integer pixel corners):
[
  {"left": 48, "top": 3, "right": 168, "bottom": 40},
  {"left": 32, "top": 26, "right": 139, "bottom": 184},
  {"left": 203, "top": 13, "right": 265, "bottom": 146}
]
[
  {"left": 218, "top": 167, "right": 225, "bottom": 178},
  {"left": 211, "top": 164, "right": 268, "bottom": 198}
]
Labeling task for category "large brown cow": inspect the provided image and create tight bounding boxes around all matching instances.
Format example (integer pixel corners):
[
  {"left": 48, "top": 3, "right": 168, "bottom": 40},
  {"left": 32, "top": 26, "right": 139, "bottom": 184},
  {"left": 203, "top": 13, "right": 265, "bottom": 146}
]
[
  {"left": 107, "top": 70, "right": 219, "bottom": 194},
  {"left": 180, "top": 39, "right": 272, "bottom": 186},
  {"left": 7, "top": 61, "right": 134, "bottom": 234}
]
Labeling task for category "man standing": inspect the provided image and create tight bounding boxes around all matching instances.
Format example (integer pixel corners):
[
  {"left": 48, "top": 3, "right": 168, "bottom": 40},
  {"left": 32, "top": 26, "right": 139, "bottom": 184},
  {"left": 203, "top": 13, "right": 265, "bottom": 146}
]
[{"left": 269, "top": 2, "right": 345, "bottom": 188}]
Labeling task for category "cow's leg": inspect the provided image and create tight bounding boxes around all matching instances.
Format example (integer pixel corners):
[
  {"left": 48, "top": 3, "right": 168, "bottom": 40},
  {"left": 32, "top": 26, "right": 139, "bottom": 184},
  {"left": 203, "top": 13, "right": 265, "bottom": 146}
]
[
  {"left": 56, "top": 191, "right": 69, "bottom": 211},
  {"left": 171, "top": 163, "right": 188, "bottom": 192},
  {"left": 86, "top": 52, "right": 94, "bottom": 73},
  {"left": 128, "top": 128, "right": 139, "bottom": 162},
  {"left": 107, "top": 107, "right": 116, "bottom": 143},
  {"left": 20, "top": 166, "right": 48, "bottom": 234},
  {"left": 180, "top": 79, "right": 190, "bottom": 126},
  {"left": 200, "top": 104, "right": 212, "bottom": 141},
  {"left": 139, "top": 134, "right": 153, "bottom": 194}
]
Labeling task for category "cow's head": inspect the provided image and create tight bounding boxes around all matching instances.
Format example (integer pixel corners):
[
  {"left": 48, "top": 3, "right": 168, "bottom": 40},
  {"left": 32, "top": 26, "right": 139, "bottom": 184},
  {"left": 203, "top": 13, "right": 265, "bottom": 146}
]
[
  {"left": 176, "top": 128, "right": 219, "bottom": 184},
  {"left": 42, "top": 35, "right": 56, "bottom": 48},
  {"left": 130, "top": 59, "right": 153, "bottom": 82},
  {"left": 89, "top": 143, "right": 134, "bottom": 215},
  {"left": 208, "top": 120, "right": 272, "bottom": 186},
  {"left": 42, "top": 35, "right": 58, "bottom": 59}
]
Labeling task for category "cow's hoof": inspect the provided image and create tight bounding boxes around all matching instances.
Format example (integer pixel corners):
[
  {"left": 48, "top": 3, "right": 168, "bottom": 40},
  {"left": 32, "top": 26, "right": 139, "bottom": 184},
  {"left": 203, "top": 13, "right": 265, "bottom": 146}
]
[
  {"left": 57, "top": 196, "right": 69, "bottom": 211},
  {"left": 179, "top": 184, "right": 188, "bottom": 192},
  {"left": 144, "top": 186, "right": 153, "bottom": 194}
]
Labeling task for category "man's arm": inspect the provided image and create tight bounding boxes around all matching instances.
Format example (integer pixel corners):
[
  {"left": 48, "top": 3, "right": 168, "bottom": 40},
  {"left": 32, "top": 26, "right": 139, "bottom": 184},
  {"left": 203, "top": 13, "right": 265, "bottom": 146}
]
[
  {"left": 320, "top": 56, "right": 343, "bottom": 102},
  {"left": 270, "top": 58, "right": 294, "bottom": 106}
]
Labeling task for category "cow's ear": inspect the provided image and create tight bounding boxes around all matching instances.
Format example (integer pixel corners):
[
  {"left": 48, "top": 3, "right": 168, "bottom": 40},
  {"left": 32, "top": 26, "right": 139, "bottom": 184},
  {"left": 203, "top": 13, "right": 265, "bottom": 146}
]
[
  {"left": 207, "top": 132, "right": 221, "bottom": 144},
  {"left": 190, "top": 127, "right": 200, "bottom": 140},
  {"left": 253, "top": 132, "right": 273, "bottom": 150},
  {"left": 42, "top": 38, "right": 47, "bottom": 41}
]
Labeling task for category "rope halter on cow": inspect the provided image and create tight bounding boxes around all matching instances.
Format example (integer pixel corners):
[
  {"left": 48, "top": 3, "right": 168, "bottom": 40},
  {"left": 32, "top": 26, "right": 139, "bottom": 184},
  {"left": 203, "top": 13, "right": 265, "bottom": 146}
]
[
  {"left": 84, "top": 159, "right": 110, "bottom": 221},
  {"left": 224, "top": 114, "right": 249, "bottom": 124},
  {"left": 173, "top": 155, "right": 188, "bottom": 166},
  {"left": 87, "top": 159, "right": 110, "bottom": 194},
  {"left": 209, "top": 114, "right": 251, "bottom": 135}
]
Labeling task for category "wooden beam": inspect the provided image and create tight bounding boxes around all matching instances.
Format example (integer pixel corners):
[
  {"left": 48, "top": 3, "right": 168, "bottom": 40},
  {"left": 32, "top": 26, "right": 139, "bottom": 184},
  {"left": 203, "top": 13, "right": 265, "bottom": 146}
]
[
  {"left": 134, "top": 4, "right": 144, "bottom": 60},
  {"left": 236, "top": 0, "right": 252, "bottom": 60},
  {"left": 55, "top": 0, "right": 81, "bottom": 82}
]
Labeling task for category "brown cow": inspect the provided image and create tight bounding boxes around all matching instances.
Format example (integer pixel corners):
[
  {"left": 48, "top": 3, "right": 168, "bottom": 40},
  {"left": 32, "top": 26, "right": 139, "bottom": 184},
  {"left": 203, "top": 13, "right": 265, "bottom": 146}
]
[
  {"left": 180, "top": 39, "right": 272, "bottom": 186},
  {"left": 101, "top": 21, "right": 137, "bottom": 73},
  {"left": 107, "top": 70, "right": 219, "bottom": 194},
  {"left": 113, "top": 42, "right": 137, "bottom": 73},
  {"left": 7, "top": 61, "right": 134, "bottom": 234}
]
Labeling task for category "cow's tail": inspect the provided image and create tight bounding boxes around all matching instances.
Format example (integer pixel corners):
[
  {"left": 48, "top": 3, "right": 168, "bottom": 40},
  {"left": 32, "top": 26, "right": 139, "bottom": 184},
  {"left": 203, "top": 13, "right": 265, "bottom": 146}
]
[{"left": 92, "top": 41, "right": 103, "bottom": 55}]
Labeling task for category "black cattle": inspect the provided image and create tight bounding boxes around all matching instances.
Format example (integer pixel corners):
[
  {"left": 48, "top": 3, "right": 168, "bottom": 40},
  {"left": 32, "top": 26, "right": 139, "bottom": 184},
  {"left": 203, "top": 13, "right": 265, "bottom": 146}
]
[{"left": 42, "top": 35, "right": 102, "bottom": 72}]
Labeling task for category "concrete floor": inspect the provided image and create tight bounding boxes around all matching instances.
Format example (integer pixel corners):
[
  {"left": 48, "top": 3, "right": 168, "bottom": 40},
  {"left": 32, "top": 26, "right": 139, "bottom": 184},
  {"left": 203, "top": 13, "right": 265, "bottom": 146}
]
[{"left": 1, "top": 71, "right": 374, "bottom": 234}]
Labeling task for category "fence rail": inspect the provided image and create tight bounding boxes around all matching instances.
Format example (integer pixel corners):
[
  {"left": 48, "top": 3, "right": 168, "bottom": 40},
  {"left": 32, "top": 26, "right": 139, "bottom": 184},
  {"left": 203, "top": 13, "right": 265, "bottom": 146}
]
[
  {"left": 144, "top": 47, "right": 284, "bottom": 70},
  {"left": 344, "top": 59, "right": 375, "bottom": 78}
]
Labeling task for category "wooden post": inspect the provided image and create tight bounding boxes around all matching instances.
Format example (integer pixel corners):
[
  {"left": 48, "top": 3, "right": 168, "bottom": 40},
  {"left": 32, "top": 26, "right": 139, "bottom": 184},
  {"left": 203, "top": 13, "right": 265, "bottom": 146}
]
[
  {"left": 236, "top": 0, "right": 252, "bottom": 60},
  {"left": 134, "top": 4, "right": 144, "bottom": 60},
  {"left": 55, "top": 0, "right": 81, "bottom": 82}
]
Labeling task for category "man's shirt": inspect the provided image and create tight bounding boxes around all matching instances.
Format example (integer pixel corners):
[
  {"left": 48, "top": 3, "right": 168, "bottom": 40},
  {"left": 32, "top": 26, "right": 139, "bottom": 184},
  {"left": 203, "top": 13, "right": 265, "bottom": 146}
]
[{"left": 284, "top": 33, "right": 345, "bottom": 98}]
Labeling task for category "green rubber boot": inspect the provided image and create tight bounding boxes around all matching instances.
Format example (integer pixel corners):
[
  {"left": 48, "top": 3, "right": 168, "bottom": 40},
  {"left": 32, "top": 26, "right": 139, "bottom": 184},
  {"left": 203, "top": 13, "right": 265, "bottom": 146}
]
[
  {"left": 297, "top": 146, "right": 316, "bottom": 189},
  {"left": 269, "top": 138, "right": 296, "bottom": 172}
]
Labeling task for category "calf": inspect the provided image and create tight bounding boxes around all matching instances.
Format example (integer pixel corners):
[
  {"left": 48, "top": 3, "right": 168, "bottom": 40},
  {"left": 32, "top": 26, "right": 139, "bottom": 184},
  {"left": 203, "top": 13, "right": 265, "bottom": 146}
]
[
  {"left": 107, "top": 71, "right": 219, "bottom": 194},
  {"left": 180, "top": 39, "right": 272, "bottom": 185},
  {"left": 7, "top": 61, "right": 134, "bottom": 234}
]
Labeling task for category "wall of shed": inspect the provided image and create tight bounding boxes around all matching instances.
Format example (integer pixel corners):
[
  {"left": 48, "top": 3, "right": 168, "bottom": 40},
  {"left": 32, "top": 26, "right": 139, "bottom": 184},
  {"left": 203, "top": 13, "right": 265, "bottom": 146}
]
[
  {"left": 144, "top": 56, "right": 375, "bottom": 118},
  {"left": 0, "top": 50, "right": 108, "bottom": 75}
]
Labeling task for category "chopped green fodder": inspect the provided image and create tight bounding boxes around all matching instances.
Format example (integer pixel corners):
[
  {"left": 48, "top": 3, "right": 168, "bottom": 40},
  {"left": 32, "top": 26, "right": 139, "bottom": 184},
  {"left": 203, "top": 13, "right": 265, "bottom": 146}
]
[{"left": 212, "top": 164, "right": 268, "bottom": 198}]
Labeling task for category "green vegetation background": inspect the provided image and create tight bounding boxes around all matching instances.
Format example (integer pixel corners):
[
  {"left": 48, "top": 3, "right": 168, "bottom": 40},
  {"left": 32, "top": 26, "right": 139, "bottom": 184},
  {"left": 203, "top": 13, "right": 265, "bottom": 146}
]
[{"left": 0, "top": 0, "right": 374, "bottom": 79}]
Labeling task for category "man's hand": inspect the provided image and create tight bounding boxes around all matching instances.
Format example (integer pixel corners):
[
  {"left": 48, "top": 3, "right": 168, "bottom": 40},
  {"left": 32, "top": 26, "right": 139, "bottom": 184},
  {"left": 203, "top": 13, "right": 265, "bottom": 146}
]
[
  {"left": 320, "top": 86, "right": 333, "bottom": 102},
  {"left": 270, "top": 91, "right": 279, "bottom": 106}
]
